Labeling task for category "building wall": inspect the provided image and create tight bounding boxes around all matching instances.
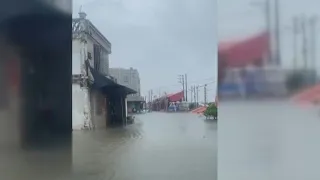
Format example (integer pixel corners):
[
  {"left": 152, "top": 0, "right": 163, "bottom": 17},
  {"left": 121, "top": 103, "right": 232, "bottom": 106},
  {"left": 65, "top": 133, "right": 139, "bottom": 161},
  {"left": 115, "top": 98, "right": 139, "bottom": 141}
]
[
  {"left": 72, "top": 14, "right": 112, "bottom": 130},
  {"left": 109, "top": 67, "right": 141, "bottom": 96},
  {"left": 72, "top": 38, "right": 109, "bottom": 76},
  {"left": 90, "top": 88, "right": 108, "bottom": 129},
  {"left": 72, "top": 39, "right": 81, "bottom": 75},
  {"left": 72, "top": 35, "right": 111, "bottom": 129},
  {"left": 72, "top": 84, "right": 85, "bottom": 130},
  {"left": 72, "top": 84, "right": 109, "bottom": 130}
]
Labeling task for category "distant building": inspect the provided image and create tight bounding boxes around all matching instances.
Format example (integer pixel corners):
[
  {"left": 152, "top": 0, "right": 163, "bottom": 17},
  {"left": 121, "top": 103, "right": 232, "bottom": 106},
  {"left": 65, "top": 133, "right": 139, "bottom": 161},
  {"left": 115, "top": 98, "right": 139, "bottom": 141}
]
[{"left": 109, "top": 68, "right": 145, "bottom": 111}]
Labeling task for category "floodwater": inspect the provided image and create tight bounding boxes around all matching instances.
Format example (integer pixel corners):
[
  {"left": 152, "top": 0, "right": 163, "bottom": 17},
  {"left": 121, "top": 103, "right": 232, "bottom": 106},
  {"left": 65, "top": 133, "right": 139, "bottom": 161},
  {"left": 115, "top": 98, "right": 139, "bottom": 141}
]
[
  {"left": 219, "top": 100, "right": 320, "bottom": 180},
  {"left": 72, "top": 112, "right": 217, "bottom": 180}
]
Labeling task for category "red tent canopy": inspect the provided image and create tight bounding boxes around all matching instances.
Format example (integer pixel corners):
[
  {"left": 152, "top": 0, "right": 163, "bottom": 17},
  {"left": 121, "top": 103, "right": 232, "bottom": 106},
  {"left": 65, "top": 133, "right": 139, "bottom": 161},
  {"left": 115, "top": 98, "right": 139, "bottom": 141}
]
[
  {"left": 167, "top": 91, "right": 184, "bottom": 102},
  {"left": 218, "top": 31, "right": 269, "bottom": 67}
]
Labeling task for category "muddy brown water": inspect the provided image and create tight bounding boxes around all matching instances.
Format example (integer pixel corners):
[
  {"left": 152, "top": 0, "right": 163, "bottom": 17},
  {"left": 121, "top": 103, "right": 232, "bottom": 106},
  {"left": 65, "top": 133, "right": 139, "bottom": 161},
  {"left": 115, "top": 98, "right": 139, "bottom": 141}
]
[
  {"left": 72, "top": 112, "right": 217, "bottom": 180},
  {"left": 219, "top": 100, "right": 320, "bottom": 180}
]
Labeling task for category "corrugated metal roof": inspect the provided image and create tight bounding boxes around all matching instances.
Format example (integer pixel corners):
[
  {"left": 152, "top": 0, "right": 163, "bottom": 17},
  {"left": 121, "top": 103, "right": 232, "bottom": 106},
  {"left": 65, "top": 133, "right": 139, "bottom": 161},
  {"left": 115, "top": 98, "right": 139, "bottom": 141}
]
[
  {"left": 167, "top": 91, "right": 184, "bottom": 102},
  {"left": 219, "top": 31, "right": 269, "bottom": 67}
]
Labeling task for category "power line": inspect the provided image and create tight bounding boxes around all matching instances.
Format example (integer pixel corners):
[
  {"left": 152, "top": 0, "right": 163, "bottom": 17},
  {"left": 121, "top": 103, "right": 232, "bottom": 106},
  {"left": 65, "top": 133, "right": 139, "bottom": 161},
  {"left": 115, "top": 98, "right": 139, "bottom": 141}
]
[
  {"left": 178, "top": 74, "right": 185, "bottom": 100},
  {"left": 145, "top": 77, "right": 216, "bottom": 94},
  {"left": 186, "top": 81, "right": 216, "bottom": 92}
]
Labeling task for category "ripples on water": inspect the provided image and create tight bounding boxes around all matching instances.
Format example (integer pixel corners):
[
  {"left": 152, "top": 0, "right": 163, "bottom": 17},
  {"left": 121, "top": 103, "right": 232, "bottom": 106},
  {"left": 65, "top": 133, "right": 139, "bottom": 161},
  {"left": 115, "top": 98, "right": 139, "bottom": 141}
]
[
  {"left": 73, "top": 112, "right": 217, "bottom": 180},
  {"left": 218, "top": 100, "right": 320, "bottom": 180}
]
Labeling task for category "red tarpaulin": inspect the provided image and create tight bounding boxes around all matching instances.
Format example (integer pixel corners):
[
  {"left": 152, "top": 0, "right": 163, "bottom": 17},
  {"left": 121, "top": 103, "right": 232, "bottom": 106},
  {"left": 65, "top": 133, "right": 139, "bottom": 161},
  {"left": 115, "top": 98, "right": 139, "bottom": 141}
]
[
  {"left": 167, "top": 91, "right": 184, "bottom": 102},
  {"left": 218, "top": 31, "right": 269, "bottom": 68},
  {"left": 291, "top": 84, "right": 320, "bottom": 105}
]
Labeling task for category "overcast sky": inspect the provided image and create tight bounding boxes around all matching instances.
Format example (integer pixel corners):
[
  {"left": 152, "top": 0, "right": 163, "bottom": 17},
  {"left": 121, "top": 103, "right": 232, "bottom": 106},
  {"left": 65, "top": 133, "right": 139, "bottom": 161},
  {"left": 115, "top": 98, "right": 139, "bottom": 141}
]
[
  {"left": 73, "top": 0, "right": 320, "bottom": 102},
  {"left": 218, "top": 0, "right": 320, "bottom": 72},
  {"left": 73, "top": 0, "right": 217, "bottom": 102}
]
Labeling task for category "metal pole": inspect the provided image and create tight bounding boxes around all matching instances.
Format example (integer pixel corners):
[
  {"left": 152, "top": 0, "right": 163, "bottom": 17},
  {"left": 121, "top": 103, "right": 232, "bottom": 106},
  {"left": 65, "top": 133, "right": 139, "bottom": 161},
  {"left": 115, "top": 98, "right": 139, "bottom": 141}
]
[
  {"left": 204, "top": 84, "right": 207, "bottom": 105},
  {"left": 185, "top": 74, "right": 188, "bottom": 101},
  {"left": 250, "top": 0, "right": 271, "bottom": 64},
  {"left": 301, "top": 15, "right": 308, "bottom": 69},
  {"left": 190, "top": 86, "right": 193, "bottom": 103},
  {"left": 293, "top": 16, "right": 298, "bottom": 70},
  {"left": 178, "top": 75, "right": 185, "bottom": 100},
  {"left": 265, "top": 0, "right": 272, "bottom": 64},
  {"left": 309, "top": 16, "right": 317, "bottom": 74},
  {"left": 274, "top": 0, "right": 281, "bottom": 65},
  {"left": 193, "top": 86, "right": 196, "bottom": 104},
  {"left": 182, "top": 76, "right": 185, "bottom": 101},
  {"left": 196, "top": 86, "right": 199, "bottom": 106}
]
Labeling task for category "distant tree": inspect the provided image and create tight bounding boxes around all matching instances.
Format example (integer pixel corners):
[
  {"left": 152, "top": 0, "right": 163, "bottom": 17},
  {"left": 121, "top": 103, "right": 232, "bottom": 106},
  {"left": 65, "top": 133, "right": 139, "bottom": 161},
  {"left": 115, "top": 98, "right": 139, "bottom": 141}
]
[{"left": 203, "top": 103, "right": 217, "bottom": 120}]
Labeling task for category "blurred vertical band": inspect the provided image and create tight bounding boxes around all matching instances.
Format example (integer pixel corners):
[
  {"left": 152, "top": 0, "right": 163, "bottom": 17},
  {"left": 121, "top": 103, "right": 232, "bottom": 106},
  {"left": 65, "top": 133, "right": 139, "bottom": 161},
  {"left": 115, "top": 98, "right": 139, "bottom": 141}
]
[{"left": 0, "top": 0, "right": 72, "bottom": 179}]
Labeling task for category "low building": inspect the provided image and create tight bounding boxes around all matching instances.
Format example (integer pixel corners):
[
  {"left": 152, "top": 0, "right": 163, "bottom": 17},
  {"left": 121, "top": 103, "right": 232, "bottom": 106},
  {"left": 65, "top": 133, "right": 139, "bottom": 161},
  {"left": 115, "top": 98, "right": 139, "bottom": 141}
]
[
  {"left": 151, "top": 91, "right": 184, "bottom": 111},
  {"left": 109, "top": 68, "right": 145, "bottom": 112}
]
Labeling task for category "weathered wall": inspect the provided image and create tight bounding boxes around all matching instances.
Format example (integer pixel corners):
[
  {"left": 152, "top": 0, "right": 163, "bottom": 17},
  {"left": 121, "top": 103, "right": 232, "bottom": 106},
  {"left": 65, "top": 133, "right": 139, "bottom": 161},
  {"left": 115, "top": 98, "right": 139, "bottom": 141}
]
[
  {"left": 72, "top": 39, "right": 81, "bottom": 75},
  {"left": 72, "top": 84, "right": 109, "bottom": 130},
  {"left": 90, "top": 89, "right": 108, "bottom": 129},
  {"left": 72, "top": 84, "right": 85, "bottom": 130}
]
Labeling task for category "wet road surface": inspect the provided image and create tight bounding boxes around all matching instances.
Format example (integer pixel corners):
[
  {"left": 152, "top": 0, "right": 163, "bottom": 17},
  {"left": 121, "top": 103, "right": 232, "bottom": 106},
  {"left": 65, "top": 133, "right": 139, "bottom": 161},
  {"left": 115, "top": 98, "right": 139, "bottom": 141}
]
[
  {"left": 219, "top": 100, "right": 320, "bottom": 180},
  {"left": 73, "top": 112, "right": 217, "bottom": 180}
]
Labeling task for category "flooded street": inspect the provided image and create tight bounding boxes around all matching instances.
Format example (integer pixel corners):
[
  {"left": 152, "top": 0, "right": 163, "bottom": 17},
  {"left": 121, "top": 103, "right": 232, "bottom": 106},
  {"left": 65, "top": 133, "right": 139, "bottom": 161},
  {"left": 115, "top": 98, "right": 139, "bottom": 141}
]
[
  {"left": 219, "top": 100, "right": 320, "bottom": 180},
  {"left": 73, "top": 112, "right": 217, "bottom": 180}
]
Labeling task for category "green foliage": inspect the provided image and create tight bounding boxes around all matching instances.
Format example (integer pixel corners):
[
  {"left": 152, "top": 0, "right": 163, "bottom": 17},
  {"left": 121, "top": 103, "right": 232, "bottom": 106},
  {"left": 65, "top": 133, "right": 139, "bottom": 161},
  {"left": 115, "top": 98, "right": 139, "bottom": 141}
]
[{"left": 204, "top": 104, "right": 217, "bottom": 118}]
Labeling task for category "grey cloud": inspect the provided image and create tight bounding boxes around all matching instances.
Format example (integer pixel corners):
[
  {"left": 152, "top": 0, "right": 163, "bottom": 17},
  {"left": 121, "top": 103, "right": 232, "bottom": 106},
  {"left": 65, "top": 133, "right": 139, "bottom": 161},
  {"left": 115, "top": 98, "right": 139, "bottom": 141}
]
[{"left": 73, "top": 0, "right": 217, "bottom": 101}]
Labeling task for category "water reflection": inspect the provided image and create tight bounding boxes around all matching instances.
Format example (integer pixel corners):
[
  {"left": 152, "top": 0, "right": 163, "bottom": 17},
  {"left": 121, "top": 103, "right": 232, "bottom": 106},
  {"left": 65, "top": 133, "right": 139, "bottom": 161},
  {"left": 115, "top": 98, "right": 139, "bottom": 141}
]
[{"left": 73, "top": 112, "right": 217, "bottom": 180}]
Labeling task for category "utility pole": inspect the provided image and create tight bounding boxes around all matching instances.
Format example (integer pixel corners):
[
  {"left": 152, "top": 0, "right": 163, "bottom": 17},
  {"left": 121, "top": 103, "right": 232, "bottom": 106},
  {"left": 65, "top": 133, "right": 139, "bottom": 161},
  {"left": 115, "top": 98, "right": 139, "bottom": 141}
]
[
  {"left": 193, "top": 86, "right": 196, "bottom": 104},
  {"left": 292, "top": 16, "right": 299, "bottom": 70},
  {"left": 250, "top": 0, "right": 271, "bottom": 64},
  {"left": 301, "top": 15, "right": 308, "bottom": 69},
  {"left": 309, "top": 16, "right": 317, "bottom": 75},
  {"left": 178, "top": 75, "right": 185, "bottom": 100},
  {"left": 185, "top": 74, "right": 188, "bottom": 102},
  {"left": 196, "top": 85, "right": 199, "bottom": 106},
  {"left": 190, "top": 86, "right": 193, "bottom": 102},
  {"left": 150, "top": 89, "right": 153, "bottom": 102},
  {"left": 274, "top": 0, "right": 281, "bottom": 65},
  {"left": 204, "top": 84, "right": 207, "bottom": 105},
  {"left": 265, "top": 0, "right": 272, "bottom": 64}
]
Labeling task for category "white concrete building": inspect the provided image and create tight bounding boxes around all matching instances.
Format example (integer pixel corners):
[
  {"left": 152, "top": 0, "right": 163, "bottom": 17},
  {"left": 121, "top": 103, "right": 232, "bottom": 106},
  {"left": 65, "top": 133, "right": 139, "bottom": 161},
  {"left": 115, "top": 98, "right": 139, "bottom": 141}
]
[
  {"left": 72, "top": 12, "right": 134, "bottom": 130},
  {"left": 72, "top": 12, "right": 111, "bottom": 130}
]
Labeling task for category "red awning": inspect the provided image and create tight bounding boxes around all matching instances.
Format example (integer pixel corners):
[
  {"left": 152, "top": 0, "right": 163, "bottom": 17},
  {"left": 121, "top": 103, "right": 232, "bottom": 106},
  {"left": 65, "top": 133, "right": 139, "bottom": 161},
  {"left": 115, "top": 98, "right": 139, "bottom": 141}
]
[
  {"left": 218, "top": 31, "right": 269, "bottom": 67},
  {"left": 167, "top": 91, "right": 184, "bottom": 102}
]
